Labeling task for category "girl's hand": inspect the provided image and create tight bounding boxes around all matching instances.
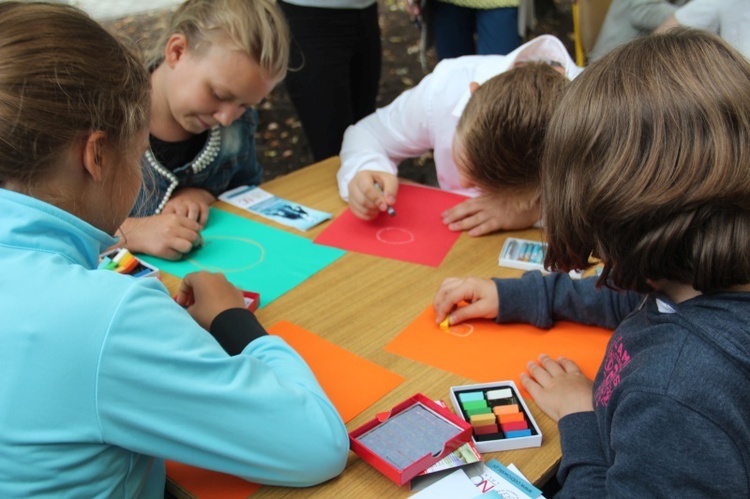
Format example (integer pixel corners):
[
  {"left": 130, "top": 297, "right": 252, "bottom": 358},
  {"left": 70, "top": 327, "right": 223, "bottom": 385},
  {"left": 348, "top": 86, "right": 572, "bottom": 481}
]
[
  {"left": 347, "top": 171, "right": 398, "bottom": 220},
  {"left": 442, "top": 193, "right": 540, "bottom": 236},
  {"left": 520, "top": 354, "right": 594, "bottom": 422},
  {"left": 175, "top": 271, "right": 246, "bottom": 330},
  {"left": 433, "top": 277, "right": 499, "bottom": 326},
  {"left": 163, "top": 187, "right": 215, "bottom": 227},
  {"left": 118, "top": 214, "right": 202, "bottom": 260}
]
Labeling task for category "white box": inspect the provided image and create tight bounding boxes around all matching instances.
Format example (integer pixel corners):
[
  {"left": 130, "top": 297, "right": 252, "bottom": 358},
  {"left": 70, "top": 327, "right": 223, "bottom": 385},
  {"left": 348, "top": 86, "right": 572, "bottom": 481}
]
[
  {"left": 449, "top": 381, "right": 542, "bottom": 453},
  {"left": 498, "top": 237, "right": 583, "bottom": 279}
]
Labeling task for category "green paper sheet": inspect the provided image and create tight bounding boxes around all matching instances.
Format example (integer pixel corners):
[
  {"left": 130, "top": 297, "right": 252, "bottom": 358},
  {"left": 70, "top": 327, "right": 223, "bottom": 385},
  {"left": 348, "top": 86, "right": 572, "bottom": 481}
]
[{"left": 139, "top": 208, "right": 345, "bottom": 306}]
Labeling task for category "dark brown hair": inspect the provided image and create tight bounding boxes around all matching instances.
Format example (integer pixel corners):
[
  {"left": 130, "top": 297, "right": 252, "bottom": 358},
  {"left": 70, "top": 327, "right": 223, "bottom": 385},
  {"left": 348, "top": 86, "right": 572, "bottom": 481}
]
[
  {"left": 455, "top": 63, "right": 569, "bottom": 196},
  {"left": 541, "top": 28, "right": 750, "bottom": 293},
  {"left": 0, "top": 2, "right": 150, "bottom": 189}
]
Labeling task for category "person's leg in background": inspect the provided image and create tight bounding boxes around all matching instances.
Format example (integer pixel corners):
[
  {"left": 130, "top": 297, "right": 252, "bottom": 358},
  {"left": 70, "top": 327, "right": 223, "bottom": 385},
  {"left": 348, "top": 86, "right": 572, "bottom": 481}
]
[
  {"left": 430, "top": 0, "right": 477, "bottom": 59},
  {"left": 349, "top": 2, "right": 381, "bottom": 123},
  {"left": 476, "top": 5, "right": 521, "bottom": 55},
  {"left": 279, "top": 2, "right": 363, "bottom": 162}
]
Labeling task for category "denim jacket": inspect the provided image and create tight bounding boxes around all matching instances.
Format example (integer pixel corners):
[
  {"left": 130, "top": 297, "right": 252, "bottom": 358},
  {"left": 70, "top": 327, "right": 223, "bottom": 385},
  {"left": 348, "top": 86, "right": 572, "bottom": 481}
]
[{"left": 132, "top": 108, "right": 262, "bottom": 216}]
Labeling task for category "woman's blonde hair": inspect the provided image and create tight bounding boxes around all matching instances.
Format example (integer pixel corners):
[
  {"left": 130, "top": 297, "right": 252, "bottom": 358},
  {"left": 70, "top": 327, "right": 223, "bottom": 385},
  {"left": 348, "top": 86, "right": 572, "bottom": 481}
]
[
  {"left": 0, "top": 2, "right": 150, "bottom": 189},
  {"left": 542, "top": 28, "right": 750, "bottom": 293},
  {"left": 150, "top": 0, "right": 289, "bottom": 82},
  {"left": 455, "top": 63, "right": 569, "bottom": 197}
]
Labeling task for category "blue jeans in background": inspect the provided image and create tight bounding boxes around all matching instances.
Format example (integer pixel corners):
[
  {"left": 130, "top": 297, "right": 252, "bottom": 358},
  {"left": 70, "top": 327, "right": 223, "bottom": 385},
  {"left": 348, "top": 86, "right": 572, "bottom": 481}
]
[{"left": 431, "top": 1, "right": 521, "bottom": 59}]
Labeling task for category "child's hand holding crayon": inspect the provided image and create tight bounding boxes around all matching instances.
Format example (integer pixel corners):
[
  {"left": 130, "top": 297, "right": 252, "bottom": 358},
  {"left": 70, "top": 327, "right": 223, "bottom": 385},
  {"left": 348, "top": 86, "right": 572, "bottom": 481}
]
[
  {"left": 347, "top": 170, "right": 398, "bottom": 220},
  {"left": 175, "top": 271, "right": 246, "bottom": 330},
  {"left": 433, "top": 276, "right": 499, "bottom": 327}
]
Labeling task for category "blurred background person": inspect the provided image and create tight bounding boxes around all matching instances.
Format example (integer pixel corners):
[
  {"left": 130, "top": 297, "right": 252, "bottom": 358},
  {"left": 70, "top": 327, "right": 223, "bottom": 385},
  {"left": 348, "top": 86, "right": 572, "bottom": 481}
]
[
  {"left": 278, "top": 0, "right": 381, "bottom": 163},
  {"left": 656, "top": 0, "right": 749, "bottom": 58},
  {"left": 590, "top": 0, "right": 688, "bottom": 62}
]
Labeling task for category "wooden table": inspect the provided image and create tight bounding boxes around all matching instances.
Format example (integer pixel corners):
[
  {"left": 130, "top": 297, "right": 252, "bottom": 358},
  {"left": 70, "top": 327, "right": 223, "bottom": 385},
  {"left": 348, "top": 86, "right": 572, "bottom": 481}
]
[{"left": 164, "top": 157, "right": 561, "bottom": 498}]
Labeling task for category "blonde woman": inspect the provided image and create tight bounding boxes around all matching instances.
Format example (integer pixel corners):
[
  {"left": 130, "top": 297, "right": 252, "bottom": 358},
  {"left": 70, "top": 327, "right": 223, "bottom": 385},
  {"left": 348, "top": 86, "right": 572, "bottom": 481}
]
[{"left": 122, "top": 0, "right": 290, "bottom": 260}]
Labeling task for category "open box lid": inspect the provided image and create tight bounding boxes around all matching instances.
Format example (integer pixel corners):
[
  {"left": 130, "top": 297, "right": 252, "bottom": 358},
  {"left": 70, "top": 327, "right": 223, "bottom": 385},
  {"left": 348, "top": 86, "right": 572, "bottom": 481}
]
[{"left": 349, "top": 393, "right": 472, "bottom": 486}]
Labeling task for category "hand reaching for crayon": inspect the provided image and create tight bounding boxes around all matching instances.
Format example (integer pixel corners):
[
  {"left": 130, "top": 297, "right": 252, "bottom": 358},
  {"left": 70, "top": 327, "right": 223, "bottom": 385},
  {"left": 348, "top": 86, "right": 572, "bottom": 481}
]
[
  {"left": 433, "top": 276, "right": 499, "bottom": 327},
  {"left": 175, "top": 271, "right": 246, "bottom": 330},
  {"left": 347, "top": 170, "right": 398, "bottom": 220}
]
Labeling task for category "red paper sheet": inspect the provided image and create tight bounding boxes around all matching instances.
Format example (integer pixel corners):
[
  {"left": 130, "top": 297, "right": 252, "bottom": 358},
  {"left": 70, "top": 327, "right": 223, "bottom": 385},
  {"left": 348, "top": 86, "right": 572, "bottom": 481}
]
[
  {"left": 314, "top": 184, "right": 468, "bottom": 267},
  {"left": 167, "top": 321, "right": 404, "bottom": 498},
  {"left": 386, "top": 305, "right": 613, "bottom": 398}
]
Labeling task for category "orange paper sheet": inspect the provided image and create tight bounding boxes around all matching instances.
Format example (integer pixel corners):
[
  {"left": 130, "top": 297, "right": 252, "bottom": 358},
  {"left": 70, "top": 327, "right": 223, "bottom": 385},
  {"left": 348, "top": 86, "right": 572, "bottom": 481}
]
[
  {"left": 166, "top": 465, "right": 261, "bottom": 499},
  {"left": 268, "top": 321, "right": 404, "bottom": 422},
  {"left": 386, "top": 305, "right": 613, "bottom": 397},
  {"left": 167, "top": 321, "right": 404, "bottom": 498}
]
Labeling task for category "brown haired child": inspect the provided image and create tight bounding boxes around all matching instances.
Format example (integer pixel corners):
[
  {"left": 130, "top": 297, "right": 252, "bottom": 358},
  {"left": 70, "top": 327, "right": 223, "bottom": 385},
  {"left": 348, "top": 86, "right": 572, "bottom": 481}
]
[
  {"left": 433, "top": 28, "right": 750, "bottom": 496},
  {"left": 337, "top": 35, "right": 580, "bottom": 236},
  {"left": 451, "top": 62, "right": 565, "bottom": 229}
]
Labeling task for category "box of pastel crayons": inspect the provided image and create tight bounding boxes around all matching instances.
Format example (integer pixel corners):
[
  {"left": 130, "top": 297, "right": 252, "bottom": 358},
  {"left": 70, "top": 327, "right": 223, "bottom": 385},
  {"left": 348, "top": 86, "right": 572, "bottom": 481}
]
[
  {"left": 498, "top": 237, "right": 548, "bottom": 272},
  {"left": 98, "top": 248, "right": 159, "bottom": 279},
  {"left": 449, "top": 381, "right": 542, "bottom": 453},
  {"left": 499, "top": 237, "right": 583, "bottom": 279},
  {"left": 349, "top": 393, "right": 473, "bottom": 486}
]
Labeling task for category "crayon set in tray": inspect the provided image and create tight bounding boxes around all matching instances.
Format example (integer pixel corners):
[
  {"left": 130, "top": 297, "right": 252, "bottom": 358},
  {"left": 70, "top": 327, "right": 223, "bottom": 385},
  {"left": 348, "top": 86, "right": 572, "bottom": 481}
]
[
  {"left": 498, "top": 238, "right": 548, "bottom": 272},
  {"left": 98, "top": 248, "right": 159, "bottom": 278},
  {"left": 499, "top": 237, "right": 583, "bottom": 278},
  {"left": 449, "top": 381, "right": 542, "bottom": 452}
]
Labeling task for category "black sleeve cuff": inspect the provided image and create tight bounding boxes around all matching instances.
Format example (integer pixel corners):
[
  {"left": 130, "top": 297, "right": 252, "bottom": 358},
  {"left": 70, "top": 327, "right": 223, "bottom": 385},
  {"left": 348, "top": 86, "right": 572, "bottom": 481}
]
[{"left": 209, "top": 308, "right": 268, "bottom": 355}]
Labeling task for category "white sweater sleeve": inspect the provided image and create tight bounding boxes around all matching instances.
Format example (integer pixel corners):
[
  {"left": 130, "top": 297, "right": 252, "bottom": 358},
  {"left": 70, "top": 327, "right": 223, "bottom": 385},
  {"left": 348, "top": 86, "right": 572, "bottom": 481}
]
[{"left": 337, "top": 69, "right": 442, "bottom": 200}]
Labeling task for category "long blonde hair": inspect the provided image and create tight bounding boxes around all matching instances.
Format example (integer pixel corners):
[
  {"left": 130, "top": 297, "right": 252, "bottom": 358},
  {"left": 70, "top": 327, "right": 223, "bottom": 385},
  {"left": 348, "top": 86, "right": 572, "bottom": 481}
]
[{"left": 149, "top": 0, "right": 290, "bottom": 82}]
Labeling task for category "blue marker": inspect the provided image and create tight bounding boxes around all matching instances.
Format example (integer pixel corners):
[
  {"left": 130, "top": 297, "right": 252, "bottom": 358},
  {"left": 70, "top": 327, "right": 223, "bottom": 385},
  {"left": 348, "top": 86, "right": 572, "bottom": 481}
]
[
  {"left": 517, "top": 243, "right": 526, "bottom": 261},
  {"left": 533, "top": 244, "right": 546, "bottom": 264},
  {"left": 374, "top": 182, "right": 396, "bottom": 217},
  {"left": 529, "top": 244, "right": 540, "bottom": 264},
  {"left": 521, "top": 243, "right": 533, "bottom": 262}
]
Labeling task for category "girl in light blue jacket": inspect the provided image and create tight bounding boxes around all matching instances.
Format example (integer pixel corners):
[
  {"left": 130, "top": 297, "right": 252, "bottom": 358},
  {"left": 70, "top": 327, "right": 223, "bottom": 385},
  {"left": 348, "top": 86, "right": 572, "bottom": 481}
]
[{"left": 0, "top": 3, "right": 348, "bottom": 497}]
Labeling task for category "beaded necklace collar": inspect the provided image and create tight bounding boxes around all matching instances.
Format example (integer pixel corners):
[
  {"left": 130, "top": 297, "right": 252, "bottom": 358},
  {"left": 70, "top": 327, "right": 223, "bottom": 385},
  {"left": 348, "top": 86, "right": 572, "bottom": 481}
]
[{"left": 145, "top": 125, "right": 221, "bottom": 214}]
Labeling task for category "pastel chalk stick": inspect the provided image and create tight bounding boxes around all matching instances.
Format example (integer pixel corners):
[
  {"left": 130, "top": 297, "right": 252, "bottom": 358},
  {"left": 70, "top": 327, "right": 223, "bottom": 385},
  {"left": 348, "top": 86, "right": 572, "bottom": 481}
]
[
  {"left": 498, "top": 412, "right": 525, "bottom": 424},
  {"left": 465, "top": 407, "right": 492, "bottom": 416},
  {"left": 458, "top": 391, "right": 485, "bottom": 403},
  {"left": 469, "top": 413, "right": 496, "bottom": 427},
  {"left": 500, "top": 421, "right": 529, "bottom": 432},
  {"left": 461, "top": 400, "right": 488, "bottom": 411},
  {"left": 492, "top": 404, "right": 519, "bottom": 416},
  {"left": 486, "top": 388, "right": 513, "bottom": 400},
  {"left": 474, "top": 424, "right": 499, "bottom": 435},
  {"left": 505, "top": 429, "right": 533, "bottom": 438}
]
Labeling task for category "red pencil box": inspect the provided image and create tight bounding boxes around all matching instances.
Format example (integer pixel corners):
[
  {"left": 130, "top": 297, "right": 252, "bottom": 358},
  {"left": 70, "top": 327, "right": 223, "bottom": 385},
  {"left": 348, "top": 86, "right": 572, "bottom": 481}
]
[{"left": 349, "top": 393, "right": 472, "bottom": 486}]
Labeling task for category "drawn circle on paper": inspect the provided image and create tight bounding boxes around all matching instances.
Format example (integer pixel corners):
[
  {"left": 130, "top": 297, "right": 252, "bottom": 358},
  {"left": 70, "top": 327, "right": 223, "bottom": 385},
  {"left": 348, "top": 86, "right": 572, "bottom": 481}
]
[
  {"left": 443, "top": 324, "right": 474, "bottom": 338},
  {"left": 186, "top": 236, "right": 265, "bottom": 273},
  {"left": 375, "top": 227, "right": 415, "bottom": 245}
]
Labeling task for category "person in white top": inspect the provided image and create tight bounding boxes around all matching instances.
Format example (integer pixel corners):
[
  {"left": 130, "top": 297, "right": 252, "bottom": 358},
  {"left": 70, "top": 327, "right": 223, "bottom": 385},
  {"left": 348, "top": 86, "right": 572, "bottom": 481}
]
[
  {"left": 656, "top": 0, "right": 750, "bottom": 58},
  {"left": 337, "top": 35, "right": 583, "bottom": 236},
  {"left": 590, "top": 0, "right": 688, "bottom": 62}
]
